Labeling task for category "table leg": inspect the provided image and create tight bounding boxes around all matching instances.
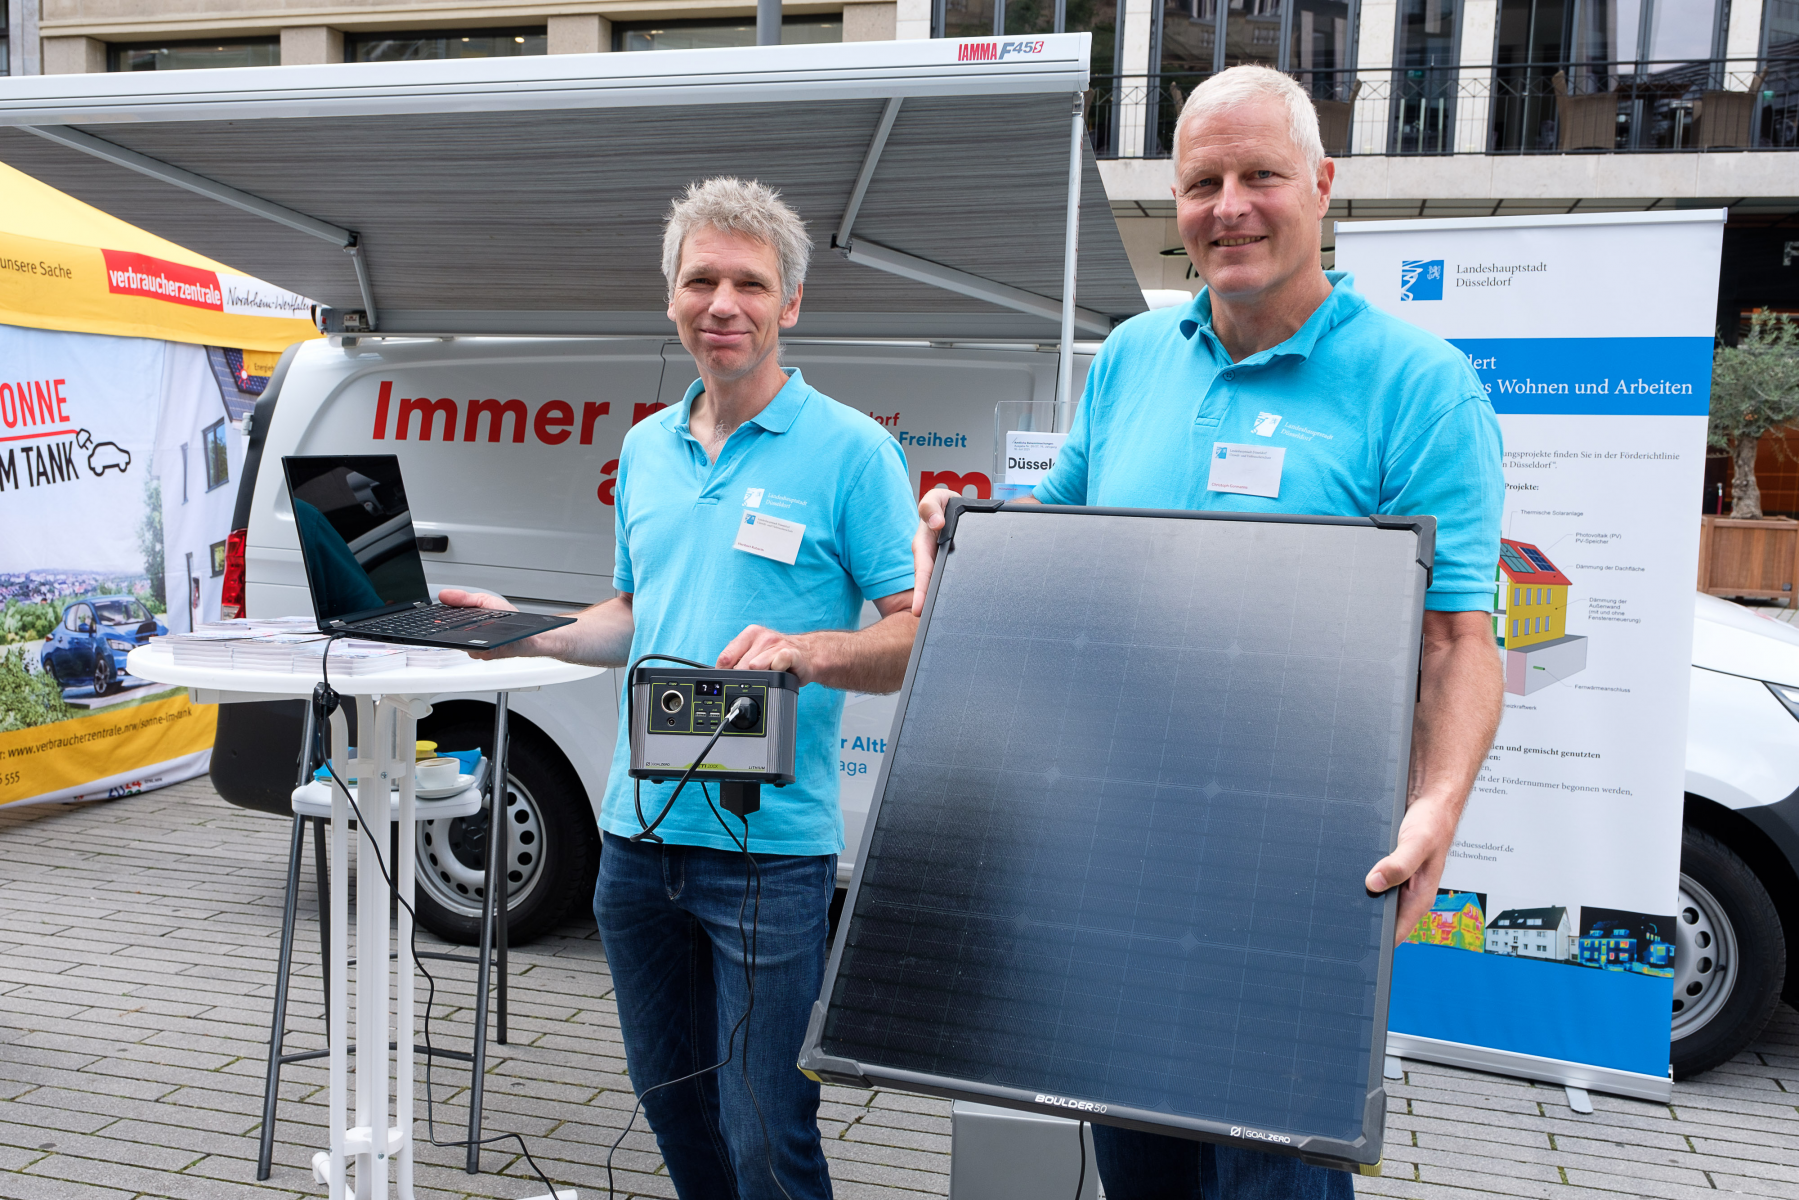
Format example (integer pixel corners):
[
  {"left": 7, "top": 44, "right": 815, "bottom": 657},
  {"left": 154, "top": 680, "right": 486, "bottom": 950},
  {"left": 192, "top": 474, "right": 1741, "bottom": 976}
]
[
  {"left": 357, "top": 695, "right": 389, "bottom": 1200},
  {"left": 395, "top": 703, "right": 418, "bottom": 1200},
  {"left": 328, "top": 708, "right": 351, "bottom": 1200}
]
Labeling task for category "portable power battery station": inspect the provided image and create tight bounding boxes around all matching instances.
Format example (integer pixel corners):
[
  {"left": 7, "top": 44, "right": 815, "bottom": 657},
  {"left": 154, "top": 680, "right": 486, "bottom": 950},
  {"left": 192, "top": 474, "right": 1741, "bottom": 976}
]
[{"left": 628, "top": 668, "right": 799, "bottom": 811}]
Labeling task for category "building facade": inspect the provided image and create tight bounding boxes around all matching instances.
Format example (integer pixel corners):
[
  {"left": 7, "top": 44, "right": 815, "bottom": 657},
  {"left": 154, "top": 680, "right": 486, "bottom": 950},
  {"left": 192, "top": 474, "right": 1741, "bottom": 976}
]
[
  {"left": 1486, "top": 905, "right": 1575, "bottom": 960},
  {"left": 4, "top": 0, "right": 1795, "bottom": 317}
]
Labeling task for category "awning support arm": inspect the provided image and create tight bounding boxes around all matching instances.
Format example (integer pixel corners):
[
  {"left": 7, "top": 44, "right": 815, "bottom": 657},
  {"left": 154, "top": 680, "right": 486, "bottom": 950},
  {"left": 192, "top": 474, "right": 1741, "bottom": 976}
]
[
  {"left": 1055, "top": 91, "right": 1084, "bottom": 429},
  {"left": 833, "top": 97, "right": 902, "bottom": 251},
  {"left": 837, "top": 236, "right": 1109, "bottom": 337},
  {"left": 19, "top": 122, "right": 379, "bottom": 329}
]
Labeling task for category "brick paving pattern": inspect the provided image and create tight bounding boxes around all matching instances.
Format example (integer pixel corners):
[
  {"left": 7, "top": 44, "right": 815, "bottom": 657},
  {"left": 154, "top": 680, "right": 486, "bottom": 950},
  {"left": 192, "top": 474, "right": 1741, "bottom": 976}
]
[{"left": 0, "top": 778, "right": 1795, "bottom": 1198}]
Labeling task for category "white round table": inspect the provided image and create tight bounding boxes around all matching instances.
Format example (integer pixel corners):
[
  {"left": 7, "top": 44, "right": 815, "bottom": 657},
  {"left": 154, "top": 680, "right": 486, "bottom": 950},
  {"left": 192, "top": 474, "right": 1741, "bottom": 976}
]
[{"left": 128, "top": 645, "right": 602, "bottom": 1200}]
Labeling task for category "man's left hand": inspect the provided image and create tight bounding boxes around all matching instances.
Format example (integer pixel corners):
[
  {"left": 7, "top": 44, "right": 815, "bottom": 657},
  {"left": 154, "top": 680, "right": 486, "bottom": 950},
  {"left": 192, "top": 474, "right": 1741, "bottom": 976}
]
[
  {"left": 717, "top": 625, "right": 813, "bottom": 683},
  {"left": 1363, "top": 609, "right": 1504, "bottom": 944}
]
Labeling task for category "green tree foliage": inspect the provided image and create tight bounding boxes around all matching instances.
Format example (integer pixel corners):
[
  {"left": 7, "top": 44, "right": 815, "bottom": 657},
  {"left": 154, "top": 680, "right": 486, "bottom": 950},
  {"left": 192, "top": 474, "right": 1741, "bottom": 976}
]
[
  {"left": 0, "top": 600, "right": 58, "bottom": 647},
  {"left": 1710, "top": 311, "right": 1799, "bottom": 519},
  {"left": 138, "top": 478, "right": 165, "bottom": 609},
  {"left": 0, "top": 646, "right": 79, "bottom": 732}
]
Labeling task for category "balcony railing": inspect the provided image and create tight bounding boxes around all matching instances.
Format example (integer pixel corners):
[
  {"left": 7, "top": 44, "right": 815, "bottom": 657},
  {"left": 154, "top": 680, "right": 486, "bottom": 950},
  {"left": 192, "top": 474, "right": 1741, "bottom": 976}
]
[{"left": 1088, "top": 57, "right": 1799, "bottom": 159}]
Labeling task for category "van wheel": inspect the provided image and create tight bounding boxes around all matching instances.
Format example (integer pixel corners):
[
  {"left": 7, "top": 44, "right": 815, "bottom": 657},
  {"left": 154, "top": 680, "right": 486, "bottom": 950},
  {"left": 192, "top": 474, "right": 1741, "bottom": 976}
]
[
  {"left": 412, "top": 719, "right": 599, "bottom": 946},
  {"left": 1670, "top": 826, "right": 1785, "bottom": 1079}
]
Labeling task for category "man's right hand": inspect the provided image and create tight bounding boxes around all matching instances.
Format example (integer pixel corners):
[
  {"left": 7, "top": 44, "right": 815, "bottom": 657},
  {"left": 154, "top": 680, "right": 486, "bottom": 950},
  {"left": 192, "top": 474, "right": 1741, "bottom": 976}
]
[
  {"left": 911, "top": 487, "right": 1039, "bottom": 615},
  {"left": 438, "top": 587, "right": 536, "bottom": 661}
]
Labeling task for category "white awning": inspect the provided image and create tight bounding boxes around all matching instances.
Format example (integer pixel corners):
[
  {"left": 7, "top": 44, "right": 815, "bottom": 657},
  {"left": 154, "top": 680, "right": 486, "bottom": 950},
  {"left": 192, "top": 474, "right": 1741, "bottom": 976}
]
[{"left": 0, "top": 36, "right": 1144, "bottom": 343}]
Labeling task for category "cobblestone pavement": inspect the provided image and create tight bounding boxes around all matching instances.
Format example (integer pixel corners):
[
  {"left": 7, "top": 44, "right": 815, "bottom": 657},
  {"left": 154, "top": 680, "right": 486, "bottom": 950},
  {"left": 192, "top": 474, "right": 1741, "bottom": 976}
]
[{"left": 1, "top": 778, "right": 1796, "bottom": 1199}]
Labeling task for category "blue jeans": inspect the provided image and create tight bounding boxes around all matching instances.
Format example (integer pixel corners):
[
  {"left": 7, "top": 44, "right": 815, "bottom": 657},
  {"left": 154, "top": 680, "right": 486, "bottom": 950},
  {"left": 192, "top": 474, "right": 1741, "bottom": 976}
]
[
  {"left": 594, "top": 831, "right": 836, "bottom": 1200},
  {"left": 1091, "top": 1125, "right": 1356, "bottom": 1200}
]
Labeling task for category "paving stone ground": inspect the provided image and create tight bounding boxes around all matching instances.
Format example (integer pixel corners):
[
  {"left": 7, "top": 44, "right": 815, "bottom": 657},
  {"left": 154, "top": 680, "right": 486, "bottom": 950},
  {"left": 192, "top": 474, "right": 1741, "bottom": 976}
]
[{"left": 1, "top": 778, "right": 1795, "bottom": 1199}]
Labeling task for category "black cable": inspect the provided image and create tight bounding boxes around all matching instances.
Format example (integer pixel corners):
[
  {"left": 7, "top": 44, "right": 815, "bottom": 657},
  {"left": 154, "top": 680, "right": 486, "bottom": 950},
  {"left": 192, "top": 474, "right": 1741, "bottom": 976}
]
[
  {"left": 1075, "top": 1120, "right": 1087, "bottom": 1200},
  {"left": 315, "top": 634, "right": 564, "bottom": 1197},
  {"left": 629, "top": 698, "right": 745, "bottom": 844},
  {"left": 625, "top": 653, "right": 723, "bottom": 841}
]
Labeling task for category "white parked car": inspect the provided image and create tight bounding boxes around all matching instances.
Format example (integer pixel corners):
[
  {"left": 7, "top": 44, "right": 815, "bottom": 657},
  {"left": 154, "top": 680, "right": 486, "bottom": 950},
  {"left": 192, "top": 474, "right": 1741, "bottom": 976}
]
[{"left": 1674, "top": 592, "right": 1799, "bottom": 1077}]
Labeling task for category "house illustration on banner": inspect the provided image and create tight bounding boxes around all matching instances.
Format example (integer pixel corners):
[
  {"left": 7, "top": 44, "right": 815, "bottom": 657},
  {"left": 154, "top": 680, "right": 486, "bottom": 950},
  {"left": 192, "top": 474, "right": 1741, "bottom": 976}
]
[
  {"left": 1485, "top": 906, "right": 1575, "bottom": 961},
  {"left": 1492, "top": 538, "right": 1588, "bottom": 695},
  {"left": 1408, "top": 891, "right": 1485, "bottom": 952}
]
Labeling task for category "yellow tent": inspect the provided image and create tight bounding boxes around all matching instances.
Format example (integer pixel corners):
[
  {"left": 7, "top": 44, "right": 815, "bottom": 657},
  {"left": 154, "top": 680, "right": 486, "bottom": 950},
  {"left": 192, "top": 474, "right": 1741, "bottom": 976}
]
[{"left": 0, "top": 159, "right": 319, "bottom": 361}]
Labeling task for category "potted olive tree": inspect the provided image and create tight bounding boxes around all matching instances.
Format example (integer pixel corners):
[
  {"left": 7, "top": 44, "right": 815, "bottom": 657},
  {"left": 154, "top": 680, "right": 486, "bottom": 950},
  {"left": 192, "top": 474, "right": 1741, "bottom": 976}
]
[{"left": 1702, "top": 311, "right": 1799, "bottom": 597}]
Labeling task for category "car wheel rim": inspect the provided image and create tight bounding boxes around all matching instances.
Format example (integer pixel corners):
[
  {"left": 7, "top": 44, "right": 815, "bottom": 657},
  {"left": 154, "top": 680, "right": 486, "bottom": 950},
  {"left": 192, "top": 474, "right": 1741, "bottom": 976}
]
[
  {"left": 93, "top": 657, "right": 109, "bottom": 693},
  {"left": 416, "top": 772, "right": 547, "bottom": 919},
  {"left": 1672, "top": 872, "right": 1738, "bottom": 1040}
]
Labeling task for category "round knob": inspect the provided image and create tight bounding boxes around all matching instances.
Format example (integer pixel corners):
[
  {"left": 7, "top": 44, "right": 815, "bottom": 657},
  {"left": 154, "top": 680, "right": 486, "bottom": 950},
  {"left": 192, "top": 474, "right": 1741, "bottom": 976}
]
[{"left": 728, "top": 696, "right": 761, "bottom": 730}]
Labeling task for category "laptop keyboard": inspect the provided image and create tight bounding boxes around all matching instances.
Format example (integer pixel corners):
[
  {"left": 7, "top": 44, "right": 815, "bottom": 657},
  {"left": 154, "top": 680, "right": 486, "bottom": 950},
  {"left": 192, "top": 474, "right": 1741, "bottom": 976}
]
[{"left": 354, "top": 605, "right": 507, "bottom": 638}]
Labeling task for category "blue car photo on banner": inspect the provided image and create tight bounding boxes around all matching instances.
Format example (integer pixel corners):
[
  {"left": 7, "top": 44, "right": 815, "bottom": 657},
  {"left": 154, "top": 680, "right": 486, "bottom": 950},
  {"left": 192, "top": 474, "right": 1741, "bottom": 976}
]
[{"left": 1337, "top": 211, "right": 1723, "bottom": 1101}]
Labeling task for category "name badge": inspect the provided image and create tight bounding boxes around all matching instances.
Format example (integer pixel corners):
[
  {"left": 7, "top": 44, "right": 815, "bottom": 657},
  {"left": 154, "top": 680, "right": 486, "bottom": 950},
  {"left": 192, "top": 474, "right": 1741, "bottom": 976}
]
[
  {"left": 733, "top": 510, "right": 805, "bottom": 565},
  {"left": 1208, "top": 442, "right": 1284, "bottom": 499}
]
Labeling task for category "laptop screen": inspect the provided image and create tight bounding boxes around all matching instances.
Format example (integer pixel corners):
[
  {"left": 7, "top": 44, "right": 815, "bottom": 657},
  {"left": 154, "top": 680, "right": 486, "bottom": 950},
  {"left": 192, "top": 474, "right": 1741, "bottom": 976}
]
[{"left": 283, "top": 454, "right": 432, "bottom": 625}]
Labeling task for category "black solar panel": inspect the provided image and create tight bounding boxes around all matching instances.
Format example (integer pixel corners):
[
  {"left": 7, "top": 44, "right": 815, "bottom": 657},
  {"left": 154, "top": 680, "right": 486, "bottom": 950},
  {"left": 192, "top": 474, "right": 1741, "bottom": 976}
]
[
  {"left": 799, "top": 503, "right": 1433, "bottom": 1174},
  {"left": 1521, "top": 546, "right": 1556, "bottom": 573}
]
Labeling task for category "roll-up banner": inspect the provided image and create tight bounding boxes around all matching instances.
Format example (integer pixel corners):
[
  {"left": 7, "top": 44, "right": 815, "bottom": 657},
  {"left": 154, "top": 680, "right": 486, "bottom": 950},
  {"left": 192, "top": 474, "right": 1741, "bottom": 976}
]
[{"left": 1335, "top": 211, "right": 1723, "bottom": 1101}]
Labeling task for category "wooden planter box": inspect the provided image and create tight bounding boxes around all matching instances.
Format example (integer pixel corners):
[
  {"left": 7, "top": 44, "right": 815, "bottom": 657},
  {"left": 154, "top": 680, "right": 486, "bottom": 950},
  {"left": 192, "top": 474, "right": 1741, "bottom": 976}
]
[{"left": 1699, "top": 515, "right": 1799, "bottom": 599}]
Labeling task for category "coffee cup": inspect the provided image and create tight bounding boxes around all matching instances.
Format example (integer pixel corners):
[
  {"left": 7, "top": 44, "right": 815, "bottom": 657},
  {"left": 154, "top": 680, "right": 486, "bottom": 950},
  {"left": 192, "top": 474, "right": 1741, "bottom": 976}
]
[{"left": 415, "top": 757, "right": 462, "bottom": 790}]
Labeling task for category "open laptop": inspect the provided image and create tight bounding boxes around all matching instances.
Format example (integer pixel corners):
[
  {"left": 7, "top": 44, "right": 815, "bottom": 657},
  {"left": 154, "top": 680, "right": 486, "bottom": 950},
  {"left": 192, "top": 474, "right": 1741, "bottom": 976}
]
[{"left": 282, "top": 454, "right": 574, "bottom": 650}]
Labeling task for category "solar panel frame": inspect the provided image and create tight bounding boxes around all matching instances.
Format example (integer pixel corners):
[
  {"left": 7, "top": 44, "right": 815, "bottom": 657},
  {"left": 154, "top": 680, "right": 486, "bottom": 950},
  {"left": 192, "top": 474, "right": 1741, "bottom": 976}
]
[{"left": 799, "top": 501, "right": 1435, "bottom": 1174}]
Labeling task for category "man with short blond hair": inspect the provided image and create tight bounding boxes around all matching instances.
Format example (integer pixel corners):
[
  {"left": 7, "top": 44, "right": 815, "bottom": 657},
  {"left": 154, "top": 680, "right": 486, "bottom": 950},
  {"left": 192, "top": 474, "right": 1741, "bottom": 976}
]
[
  {"left": 914, "top": 66, "right": 1504, "bottom": 1198},
  {"left": 447, "top": 177, "right": 920, "bottom": 1199}
]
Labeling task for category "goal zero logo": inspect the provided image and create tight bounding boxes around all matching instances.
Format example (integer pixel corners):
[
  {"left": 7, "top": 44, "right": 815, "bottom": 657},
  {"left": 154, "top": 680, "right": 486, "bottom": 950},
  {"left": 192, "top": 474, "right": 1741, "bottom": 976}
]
[
  {"left": 1035, "top": 1093, "right": 1107, "bottom": 1115},
  {"left": 956, "top": 39, "right": 1048, "bottom": 61},
  {"left": 1232, "top": 1125, "right": 1293, "bottom": 1145}
]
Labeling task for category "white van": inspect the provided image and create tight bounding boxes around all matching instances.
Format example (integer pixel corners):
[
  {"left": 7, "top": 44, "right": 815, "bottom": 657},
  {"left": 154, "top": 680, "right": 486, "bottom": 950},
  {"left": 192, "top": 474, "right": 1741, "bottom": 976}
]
[{"left": 213, "top": 334, "right": 1090, "bottom": 942}]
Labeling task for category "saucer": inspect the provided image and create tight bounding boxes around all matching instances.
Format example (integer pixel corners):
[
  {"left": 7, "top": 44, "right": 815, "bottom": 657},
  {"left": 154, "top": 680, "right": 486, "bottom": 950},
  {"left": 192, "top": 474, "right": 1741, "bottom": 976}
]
[{"left": 416, "top": 773, "right": 478, "bottom": 800}]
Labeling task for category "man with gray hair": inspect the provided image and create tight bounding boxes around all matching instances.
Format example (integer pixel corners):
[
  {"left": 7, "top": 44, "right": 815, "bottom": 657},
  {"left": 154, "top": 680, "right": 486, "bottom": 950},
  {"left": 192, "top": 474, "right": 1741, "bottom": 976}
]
[
  {"left": 443, "top": 176, "right": 920, "bottom": 1198},
  {"left": 912, "top": 66, "right": 1505, "bottom": 1198}
]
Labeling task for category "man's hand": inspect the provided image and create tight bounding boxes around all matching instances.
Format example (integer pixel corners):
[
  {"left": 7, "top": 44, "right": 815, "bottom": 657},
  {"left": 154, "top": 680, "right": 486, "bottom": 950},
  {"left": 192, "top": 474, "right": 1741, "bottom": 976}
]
[
  {"left": 1364, "top": 609, "right": 1504, "bottom": 943},
  {"left": 717, "top": 592, "right": 917, "bottom": 694},
  {"left": 717, "top": 625, "right": 813, "bottom": 682},
  {"left": 437, "top": 588, "right": 535, "bottom": 661},
  {"left": 911, "top": 488, "right": 1039, "bottom": 615}
]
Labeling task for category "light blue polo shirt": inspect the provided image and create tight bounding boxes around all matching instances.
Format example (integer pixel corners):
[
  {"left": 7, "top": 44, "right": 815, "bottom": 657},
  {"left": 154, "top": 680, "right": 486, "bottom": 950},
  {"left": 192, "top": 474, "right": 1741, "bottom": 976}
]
[
  {"left": 605, "top": 368, "right": 918, "bottom": 855},
  {"left": 1037, "top": 272, "right": 1503, "bottom": 610}
]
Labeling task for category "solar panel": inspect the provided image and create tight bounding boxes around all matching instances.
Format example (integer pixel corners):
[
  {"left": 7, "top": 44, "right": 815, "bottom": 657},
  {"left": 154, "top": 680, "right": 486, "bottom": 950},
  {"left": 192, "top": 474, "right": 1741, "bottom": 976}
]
[
  {"left": 799, "top": 503, "right": 1433, "bottom": 1174},
  {"left": 1521, "top": 546, "right": 1556, "bottom": 573},
  {"left": 1499, "top": 545, "right": 1531, "bottom": 573}
]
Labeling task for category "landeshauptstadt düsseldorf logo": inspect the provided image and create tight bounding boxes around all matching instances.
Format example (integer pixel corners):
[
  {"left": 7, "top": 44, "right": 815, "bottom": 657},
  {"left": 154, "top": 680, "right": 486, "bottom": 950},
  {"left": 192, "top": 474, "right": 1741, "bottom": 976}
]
[{"left": 1400, "top": 259, "right": 1445, "bottom": 301}]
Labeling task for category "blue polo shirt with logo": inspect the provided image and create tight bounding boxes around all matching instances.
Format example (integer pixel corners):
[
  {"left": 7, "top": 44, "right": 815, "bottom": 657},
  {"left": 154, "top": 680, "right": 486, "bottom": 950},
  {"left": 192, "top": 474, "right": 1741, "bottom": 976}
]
[
  {"left": 1035, "top": 272, "right": 1503, "bottom": 610},
  {"left": 605, "top": 368, "right": 918, "bottom": 855}
]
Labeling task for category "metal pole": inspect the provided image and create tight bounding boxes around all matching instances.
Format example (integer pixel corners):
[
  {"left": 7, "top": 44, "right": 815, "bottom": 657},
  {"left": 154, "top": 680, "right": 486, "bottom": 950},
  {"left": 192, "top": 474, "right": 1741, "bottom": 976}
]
[
  {"left": 757, "top": 0, "right": 780, "bottom": 45},
  {"left": 258, "top": 813, "right": 306, "bottom": 1181},
  {"left": 1055, "top": 92, "right": 1085, "bottom": 433},
  {"left": 465, "top": 692, "right": 509, "bottom": 1174}
]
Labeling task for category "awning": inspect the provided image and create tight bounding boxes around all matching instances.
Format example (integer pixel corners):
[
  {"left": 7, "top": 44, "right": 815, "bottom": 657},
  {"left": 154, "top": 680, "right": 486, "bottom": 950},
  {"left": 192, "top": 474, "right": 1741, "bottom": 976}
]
[
  {"left": 0, "top": 37, "right": 1145, "bottom": 346},
  {"left": 0, "top": 159, "right": 319, "bottom": 352}
]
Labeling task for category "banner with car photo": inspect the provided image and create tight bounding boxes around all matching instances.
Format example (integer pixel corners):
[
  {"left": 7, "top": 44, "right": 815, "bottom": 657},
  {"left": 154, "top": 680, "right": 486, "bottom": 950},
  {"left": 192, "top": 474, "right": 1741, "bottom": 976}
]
[
  {"left": 1336, "top": 211, "right": 1723, "bottom": 1101},
  {"left": 0, "top": 322, "right": 279, "bottom": 807}
]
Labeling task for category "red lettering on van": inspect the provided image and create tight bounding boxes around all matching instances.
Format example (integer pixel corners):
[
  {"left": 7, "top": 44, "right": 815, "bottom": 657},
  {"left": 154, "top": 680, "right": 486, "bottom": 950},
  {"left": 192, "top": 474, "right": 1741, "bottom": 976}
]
[
  {"left": 398, "top": 396, "right": 457, "bottom": 441},
  {"left": 373, "top": 380, "right": 392, "bottom": 439},
  {"left": 465, "top": 398, "right": 528, "bottom": 443},
  {"left": 920, "top": 470, "right": 991, "bottom": 499},
  {"left": 580, "top": 401, "right": 610, "bottom": 445},
  {"left": 535, "top": 400, "right": 574, "bottom": 445},
  {"left": 597, "top": 458, "right": 620, "bottom": 506},
  {"left": 632, "top": 402, "right": 668, "bottom": 426}
]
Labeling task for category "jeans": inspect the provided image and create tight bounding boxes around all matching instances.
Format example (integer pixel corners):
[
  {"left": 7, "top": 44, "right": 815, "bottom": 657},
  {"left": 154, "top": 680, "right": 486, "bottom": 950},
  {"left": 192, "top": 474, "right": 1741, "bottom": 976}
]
[
  {"left": 1091, "top": 1125, "right": 1357, "bottom": 1200},
  {"left": 594, "top": 831, "right": 836, "bottom": 1200}
]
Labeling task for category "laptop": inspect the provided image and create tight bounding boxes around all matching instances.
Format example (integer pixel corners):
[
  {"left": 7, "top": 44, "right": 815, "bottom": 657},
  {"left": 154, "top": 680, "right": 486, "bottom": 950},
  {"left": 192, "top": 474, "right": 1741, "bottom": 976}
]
[{"left": 282, "top": 454, "right": 575, "bottom": 650}]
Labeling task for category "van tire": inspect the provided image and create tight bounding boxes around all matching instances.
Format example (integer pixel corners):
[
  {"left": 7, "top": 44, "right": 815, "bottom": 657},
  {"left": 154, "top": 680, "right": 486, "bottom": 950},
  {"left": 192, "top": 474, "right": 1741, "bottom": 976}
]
[
  {"left": 411, "top": 717, "right": 599, "bottom": 946},
  {"left": 1670, "top": 825, "right": 1785, "bottom": 1079}
]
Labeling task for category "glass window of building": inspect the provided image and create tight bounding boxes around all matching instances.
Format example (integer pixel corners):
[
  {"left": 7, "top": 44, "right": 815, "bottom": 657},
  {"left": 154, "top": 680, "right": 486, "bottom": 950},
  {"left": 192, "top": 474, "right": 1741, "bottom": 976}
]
[
  {"left": 1, "top": 5, "right": 8, "bottom": 76},
  {"left": 1769, "top": 0, "right": 1799, "bottom": 56},
  {"left": 347, "top": 29, "right": 547, "bottom": 61},
  {"left": 1389, "top": 0, "right": 1459, "bottom": 152},
  {"left": 615, "top": 18, "right": 842, "bottom": 50},
  {"left": 940, "top": 0, "right": 1000, "bottom": 36},
  {"left": 111, "top": 39, "right": 280, "bottom": 71},
  {"left": 202, "top": 420, "right": 229, "bottom": 492}
]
